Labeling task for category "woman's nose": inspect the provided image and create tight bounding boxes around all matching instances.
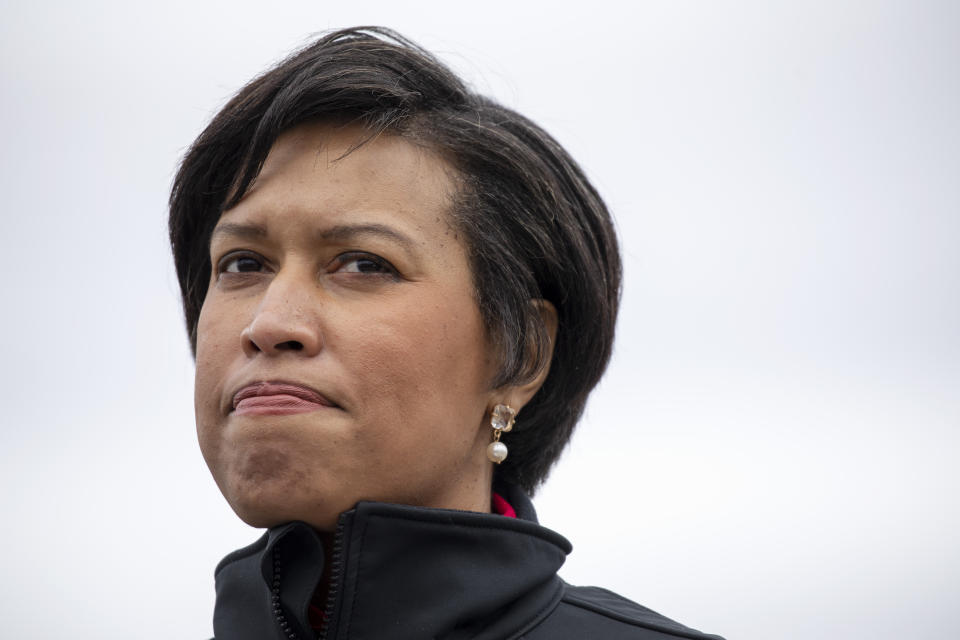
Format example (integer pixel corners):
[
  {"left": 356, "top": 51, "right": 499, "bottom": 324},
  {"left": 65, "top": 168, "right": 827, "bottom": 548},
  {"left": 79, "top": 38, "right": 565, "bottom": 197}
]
[{"left": 240, "top": 278, "right": 323, "bottom": 357}]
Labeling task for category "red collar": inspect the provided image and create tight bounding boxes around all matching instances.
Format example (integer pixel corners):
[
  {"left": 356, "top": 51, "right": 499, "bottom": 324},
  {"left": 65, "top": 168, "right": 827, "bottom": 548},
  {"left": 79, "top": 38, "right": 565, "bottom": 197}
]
[{"left": 491, "top": 491, "right": 517, "bottom": 518}]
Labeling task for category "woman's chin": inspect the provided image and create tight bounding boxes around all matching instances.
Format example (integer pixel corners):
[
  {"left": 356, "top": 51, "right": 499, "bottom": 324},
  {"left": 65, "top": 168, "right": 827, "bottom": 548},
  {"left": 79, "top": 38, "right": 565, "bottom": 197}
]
[
  {"left": 225, "top": 484, "right": 345, "bottom": 531},
  {"left": 230, "top": 499, "right": 340, "bottom": 531}
]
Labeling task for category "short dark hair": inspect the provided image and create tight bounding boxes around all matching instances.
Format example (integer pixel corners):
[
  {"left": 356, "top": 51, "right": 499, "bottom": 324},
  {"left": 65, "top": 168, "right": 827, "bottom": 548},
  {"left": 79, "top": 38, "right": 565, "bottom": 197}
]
[{"left": 169, "top": 26, "right": 621, "bottom": 493}]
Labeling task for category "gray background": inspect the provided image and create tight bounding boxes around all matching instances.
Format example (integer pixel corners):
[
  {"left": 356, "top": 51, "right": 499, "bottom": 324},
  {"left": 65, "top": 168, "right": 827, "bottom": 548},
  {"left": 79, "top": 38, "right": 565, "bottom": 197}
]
[{"left": 2, "top": 1, "right": 957, "bottom": 638}]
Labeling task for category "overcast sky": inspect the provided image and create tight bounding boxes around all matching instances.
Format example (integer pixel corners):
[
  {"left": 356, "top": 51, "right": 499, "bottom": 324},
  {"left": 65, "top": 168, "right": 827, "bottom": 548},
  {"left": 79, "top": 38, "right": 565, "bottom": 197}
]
[{"left": 2, "top": 2, "right": 957, "bottom": 639}]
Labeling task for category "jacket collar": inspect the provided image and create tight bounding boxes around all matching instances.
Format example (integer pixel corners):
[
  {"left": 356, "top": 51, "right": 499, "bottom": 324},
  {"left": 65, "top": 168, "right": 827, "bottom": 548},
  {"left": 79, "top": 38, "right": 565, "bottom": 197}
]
[{"left": 213, "top": 485, "right": 572, "bottom": 640}]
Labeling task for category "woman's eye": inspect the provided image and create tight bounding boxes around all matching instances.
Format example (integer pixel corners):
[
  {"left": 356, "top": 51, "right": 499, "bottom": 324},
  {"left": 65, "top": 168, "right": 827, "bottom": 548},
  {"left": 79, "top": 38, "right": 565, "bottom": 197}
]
[
  {"left": 220, "top": 254, "right": 264, "bottom": 273},
  {"left": 336, "top": 253, "right": 397, "bottom": 277}
]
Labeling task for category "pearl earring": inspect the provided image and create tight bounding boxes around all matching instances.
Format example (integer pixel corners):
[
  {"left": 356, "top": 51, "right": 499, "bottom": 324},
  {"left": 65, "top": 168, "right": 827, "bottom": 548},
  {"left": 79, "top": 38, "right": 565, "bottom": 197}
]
[{"left": 486, "top": 404, "right": 516, "bottom": 464}]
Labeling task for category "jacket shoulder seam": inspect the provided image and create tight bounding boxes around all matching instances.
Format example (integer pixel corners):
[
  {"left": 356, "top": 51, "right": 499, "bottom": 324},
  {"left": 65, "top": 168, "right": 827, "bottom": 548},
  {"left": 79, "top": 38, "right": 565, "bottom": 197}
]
[
  {"left": 507, "top": 576, "right": 566, "bottom": 640},
  {"left": 560, "top": 588, "right": 722, "bottom": 640}
]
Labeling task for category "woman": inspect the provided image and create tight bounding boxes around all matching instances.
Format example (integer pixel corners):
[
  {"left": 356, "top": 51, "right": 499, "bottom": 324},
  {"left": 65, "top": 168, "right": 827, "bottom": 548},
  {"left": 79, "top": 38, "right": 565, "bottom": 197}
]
[{"left": 170, "top": 26, "right": 723, "bottom": 640}]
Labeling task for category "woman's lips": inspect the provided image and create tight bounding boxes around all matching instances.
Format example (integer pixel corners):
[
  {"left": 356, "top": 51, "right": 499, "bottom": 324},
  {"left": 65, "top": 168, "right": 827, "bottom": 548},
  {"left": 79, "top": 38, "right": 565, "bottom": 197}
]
[{"left": 232, "top": 381, "right": 335, "bottom": 416}]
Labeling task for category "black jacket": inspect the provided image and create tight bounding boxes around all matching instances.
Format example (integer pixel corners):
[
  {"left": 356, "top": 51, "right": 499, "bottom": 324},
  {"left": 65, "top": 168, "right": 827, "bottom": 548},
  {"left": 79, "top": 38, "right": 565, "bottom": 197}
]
[{"left": 212, "top": 484, "right": 724, "bottom": 639}]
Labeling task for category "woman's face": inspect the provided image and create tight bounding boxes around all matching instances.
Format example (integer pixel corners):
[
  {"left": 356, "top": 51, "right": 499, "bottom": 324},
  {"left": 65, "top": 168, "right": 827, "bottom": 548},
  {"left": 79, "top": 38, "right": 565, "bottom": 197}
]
[{"left": 194, "top": 122, "right": 501, "bottom": 530}]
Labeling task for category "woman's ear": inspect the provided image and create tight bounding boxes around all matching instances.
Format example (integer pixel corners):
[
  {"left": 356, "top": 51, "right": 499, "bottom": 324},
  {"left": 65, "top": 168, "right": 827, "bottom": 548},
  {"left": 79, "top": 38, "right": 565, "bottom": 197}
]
[{"left": 498, "top": 299, "right": 558, "bottom": 411}]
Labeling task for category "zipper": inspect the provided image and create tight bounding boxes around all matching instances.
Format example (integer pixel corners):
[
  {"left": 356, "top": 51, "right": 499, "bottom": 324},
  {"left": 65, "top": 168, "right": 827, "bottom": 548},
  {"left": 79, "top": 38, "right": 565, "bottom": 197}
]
[
  {"left": 317, "top": 517, "right": 348, "bottom": 640},
  {"left": 271, "top": 545, "right": 301, "bottom": 639}
]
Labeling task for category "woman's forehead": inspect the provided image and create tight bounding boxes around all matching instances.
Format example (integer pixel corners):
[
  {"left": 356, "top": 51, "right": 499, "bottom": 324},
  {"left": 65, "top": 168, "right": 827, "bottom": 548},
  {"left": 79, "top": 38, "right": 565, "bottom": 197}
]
[
  {"left": 224, "top": 122, "right": 458, "bottom": 233},
  {"left": 260, "top": 121, "right": 450, "bottom": 189}
]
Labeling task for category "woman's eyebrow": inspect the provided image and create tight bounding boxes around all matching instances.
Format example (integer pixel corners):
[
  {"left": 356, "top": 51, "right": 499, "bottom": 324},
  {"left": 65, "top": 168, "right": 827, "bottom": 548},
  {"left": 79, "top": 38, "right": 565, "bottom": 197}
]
[
  {"left": 317, "top": 223, "right": 416, "bottom": 252},
  {"left": 210, "top": 221, "right": 418, "bottom": 253},
  {"left": 210, "top": 222, "right": 268, "bottom": 242}
]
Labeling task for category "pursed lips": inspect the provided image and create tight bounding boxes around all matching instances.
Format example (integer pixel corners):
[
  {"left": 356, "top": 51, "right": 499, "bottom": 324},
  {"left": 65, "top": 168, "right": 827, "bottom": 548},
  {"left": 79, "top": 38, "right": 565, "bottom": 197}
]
[{"left": 232, "top": 381, "right": 337, "bottom": 415}]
